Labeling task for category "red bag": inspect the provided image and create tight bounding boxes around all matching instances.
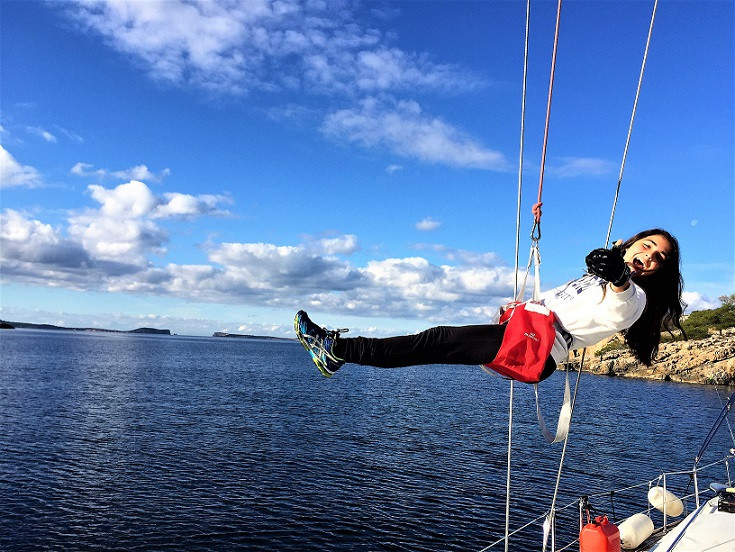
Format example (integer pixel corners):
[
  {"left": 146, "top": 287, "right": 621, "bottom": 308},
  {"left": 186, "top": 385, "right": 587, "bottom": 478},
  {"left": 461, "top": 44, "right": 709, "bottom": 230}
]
[{"left": 484, "top": 301, "right": 557, "bottom": 383}]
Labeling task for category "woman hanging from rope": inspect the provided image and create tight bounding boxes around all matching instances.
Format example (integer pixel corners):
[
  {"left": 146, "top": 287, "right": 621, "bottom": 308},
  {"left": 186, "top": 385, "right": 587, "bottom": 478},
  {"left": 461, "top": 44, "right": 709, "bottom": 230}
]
[{"left": 294, "top": 228, "right": 686, "bottom": 381}]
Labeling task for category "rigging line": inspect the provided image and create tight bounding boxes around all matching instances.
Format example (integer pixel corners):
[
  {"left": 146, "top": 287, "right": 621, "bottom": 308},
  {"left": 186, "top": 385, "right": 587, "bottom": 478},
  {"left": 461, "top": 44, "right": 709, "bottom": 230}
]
[
  {"left": 546, "top": 350, "right": 585, "bottom": 543},
  {"left": 514, "top": 0, "right": 531, "bottom": 299},
  {"left": 536, "top": 0, "right": 563, "bottom": 214},
  {"left": 504, "top": 3, "right": 531, "bottom": 551},
  {"left": 503, "top": 381, "right": 514, "bottom": 552},
  {"left": 604, "top": 0, "right": 659, "bottom": 247},
  {"left": 716, "top": 387, "right": 735, "bottom": 448}
]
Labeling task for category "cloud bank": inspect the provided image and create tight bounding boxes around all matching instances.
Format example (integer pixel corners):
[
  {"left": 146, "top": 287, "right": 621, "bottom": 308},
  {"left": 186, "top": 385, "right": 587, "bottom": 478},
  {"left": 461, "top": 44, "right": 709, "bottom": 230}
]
[{"left": 1, "top": 179, "right": 515, "bottom": 325}]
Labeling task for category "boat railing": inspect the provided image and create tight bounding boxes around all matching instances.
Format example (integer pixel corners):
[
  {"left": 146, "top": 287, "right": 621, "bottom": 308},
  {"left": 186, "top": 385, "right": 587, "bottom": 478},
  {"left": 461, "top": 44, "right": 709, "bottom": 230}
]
[
  {"left": 577, "top": 453, "right": 733, "bottom": 550},
  {"left": 478, "top": 452, "right": 734, "bottom": 552}
]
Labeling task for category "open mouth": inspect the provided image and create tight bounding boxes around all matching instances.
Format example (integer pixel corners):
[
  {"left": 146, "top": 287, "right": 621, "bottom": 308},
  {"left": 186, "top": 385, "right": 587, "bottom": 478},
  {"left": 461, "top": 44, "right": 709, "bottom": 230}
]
[{"left": 632, "top": 258, "right": 645, "bottom": 271}]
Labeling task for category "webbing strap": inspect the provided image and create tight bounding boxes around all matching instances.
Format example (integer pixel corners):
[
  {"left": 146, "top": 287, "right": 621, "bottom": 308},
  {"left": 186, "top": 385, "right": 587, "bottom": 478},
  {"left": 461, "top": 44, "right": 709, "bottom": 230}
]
[{"left": 534, "top": 372, "right": 572, "bottom": 444}]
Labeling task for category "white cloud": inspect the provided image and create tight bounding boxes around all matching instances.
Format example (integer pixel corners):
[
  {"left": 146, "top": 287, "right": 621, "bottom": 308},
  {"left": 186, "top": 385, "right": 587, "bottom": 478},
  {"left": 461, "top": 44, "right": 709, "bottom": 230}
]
[
  {"left": 0, "top": 209, "right": 98, "bottom": 284},
  {"left": 0, "top": 146, "right": 43, "bottom": 188},
  {"left": 27, "top": 126, "right": 57, "bottom": 142},
  {"left": 54, "top": 125, "right": 84, "bottom": 143},
  {"left": 548, "top": 157, "right": 616, "bottom": 178},
  {"left": 308, "top": 234, "right": 360, "bottom": 256},
  {"left": 386, "top": 164, "right": 402, "bottom": 174},
  {"left": 88, "top": 181, "right": 158, "bottom": 218},
  {"left": 68, "top": 208, "right": 168, "bottom": 264},
  {"left": 66, "top": 181, "right": 231, "bottom": 265},
  {"left": 322, "top": 97, "right": 509, "bottom": 170},
  {"left": 414, "top": 243, "right": 502, "bottom": 267},
  {"left": 71, "top": 162, "right": 104, "bottom": 178},
  {"left": 71, "top": 162, "right": 171, "bottom": 183},
  {"left": 62, "top": 0, "right": 482, "bottom": 97},
  {"left": 683, "top": 291, "right": 722, "bottom": 313},
  {"left": 113, "top": 165, "right": 171, "bottom": 182},
  {"left": 1, "top": 209, "right": 59, "bottom": 247},
  {"left": 154, "top": 192, "right": 232, "bottom": 219},
  {"left": 416, "top": 217, "right": 441, "bottom": 231},
  {"left": 197, "top": 238, "right": 515, "bottom": 322},
  {"left": 355, "top": 48, "right": 482, "bottom": 93},
  {"left": 1, "top": 180, "right": 231, "bottom": 273}
]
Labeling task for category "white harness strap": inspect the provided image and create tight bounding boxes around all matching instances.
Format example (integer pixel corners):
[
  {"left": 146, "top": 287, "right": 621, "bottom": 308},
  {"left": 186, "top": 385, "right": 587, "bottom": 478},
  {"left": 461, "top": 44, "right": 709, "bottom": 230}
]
[
  {"left": 534, "top": 373, "right": 572, "bottom": 444},
  {"left": 518, "top": 244, "right": 582, "bottom": 444}
]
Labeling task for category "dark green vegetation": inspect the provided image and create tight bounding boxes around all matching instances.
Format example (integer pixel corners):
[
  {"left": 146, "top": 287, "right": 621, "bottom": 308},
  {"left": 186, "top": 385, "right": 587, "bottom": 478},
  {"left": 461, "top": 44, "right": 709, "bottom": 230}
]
[
  {"left": 596, "top": 294, "right": 735, "bottom": 356},
  {"left": 675, "top": 294, "right": 735, "bottom": 341}
]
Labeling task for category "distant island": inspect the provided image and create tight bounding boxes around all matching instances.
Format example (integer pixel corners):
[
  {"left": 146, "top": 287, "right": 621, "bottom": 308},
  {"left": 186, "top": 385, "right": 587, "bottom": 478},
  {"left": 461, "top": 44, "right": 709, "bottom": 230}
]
[
  {"left": 0, "top": 320, "right": 296, "bottom": 340},
  {"left": 212, "top": 332, "right": 292, "bottom": 341},
  {"left": 0, "top": 321, "right": 171, "bottom": 335}
]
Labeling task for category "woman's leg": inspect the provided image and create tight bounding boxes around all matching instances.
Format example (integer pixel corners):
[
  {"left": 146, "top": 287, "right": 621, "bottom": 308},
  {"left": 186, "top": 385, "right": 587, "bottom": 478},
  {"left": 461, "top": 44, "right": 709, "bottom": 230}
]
[{"left": 333, "top": 324, "right": 506, "bottom": 368}]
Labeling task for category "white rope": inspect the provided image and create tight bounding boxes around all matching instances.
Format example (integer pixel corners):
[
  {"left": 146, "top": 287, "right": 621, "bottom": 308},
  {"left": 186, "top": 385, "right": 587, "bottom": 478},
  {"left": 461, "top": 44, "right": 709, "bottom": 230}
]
[
  {"left": 514, "top": 0, "right": 531, "bottom": 299},
  {"left": 605, "top": 0, "right": 659, "bottom": 247},
  {"left": 504, "top": 381, "right": 514, "bottom": 552},
  {"left": 542, "top": 351, "right": 585, "bottom": 551},
  {"left": 503, "top": 2, "right": 531, "bottom": 550}
]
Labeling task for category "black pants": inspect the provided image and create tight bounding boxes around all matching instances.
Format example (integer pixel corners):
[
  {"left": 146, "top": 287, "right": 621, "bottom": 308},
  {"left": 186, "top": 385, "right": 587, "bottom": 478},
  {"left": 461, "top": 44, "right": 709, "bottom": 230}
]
[
  {"left": 333, "top": 323, "right": 557, "bottom": 380},
  {"left": 333, "top": 324, "right": 506, "bottom": 367}
]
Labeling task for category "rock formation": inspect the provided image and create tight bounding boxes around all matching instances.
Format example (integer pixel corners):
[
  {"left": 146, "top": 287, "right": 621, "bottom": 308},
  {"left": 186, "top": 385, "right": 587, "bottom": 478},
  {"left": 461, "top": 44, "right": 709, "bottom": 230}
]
[{"left": 562, "top": 328, "right": 735, "bottom": 386}]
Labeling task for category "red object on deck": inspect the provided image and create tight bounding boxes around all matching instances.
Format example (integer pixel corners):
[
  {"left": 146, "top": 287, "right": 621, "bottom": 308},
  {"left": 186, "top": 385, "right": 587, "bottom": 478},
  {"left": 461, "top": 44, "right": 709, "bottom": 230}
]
[{"left": 579, "top": 515, "right": 621, "bottom": 552}]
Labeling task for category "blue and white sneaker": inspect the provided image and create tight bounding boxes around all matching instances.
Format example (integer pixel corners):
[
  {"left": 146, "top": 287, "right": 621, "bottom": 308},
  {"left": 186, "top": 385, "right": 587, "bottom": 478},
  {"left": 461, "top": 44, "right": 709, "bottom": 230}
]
[{"left": 294, "top": 310, "right": 347, "bottom": 377}]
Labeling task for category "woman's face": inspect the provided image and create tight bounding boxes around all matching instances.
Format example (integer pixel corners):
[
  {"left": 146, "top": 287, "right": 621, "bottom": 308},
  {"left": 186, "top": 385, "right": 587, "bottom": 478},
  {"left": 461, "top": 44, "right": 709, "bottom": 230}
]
[{"left": 623, "top": 234, "right": 672, "bottom": 276}]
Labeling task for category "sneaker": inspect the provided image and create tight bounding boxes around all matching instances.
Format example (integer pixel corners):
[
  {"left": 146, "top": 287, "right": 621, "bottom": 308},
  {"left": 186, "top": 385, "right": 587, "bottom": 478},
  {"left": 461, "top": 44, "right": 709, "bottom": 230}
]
[{"left": 294, "top": 310, "right": 347, "bottom": 377}]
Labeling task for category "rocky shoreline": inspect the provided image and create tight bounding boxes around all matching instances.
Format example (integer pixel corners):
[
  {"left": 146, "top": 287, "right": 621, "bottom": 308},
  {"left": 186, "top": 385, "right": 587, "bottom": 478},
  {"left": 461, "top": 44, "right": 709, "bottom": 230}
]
[{"left": 562, "top": 327, "right": 735, "bottom": 386}]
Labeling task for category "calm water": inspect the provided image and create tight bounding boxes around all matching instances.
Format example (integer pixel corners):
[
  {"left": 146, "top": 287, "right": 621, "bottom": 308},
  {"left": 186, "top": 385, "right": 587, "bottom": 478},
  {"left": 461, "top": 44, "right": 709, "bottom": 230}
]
[{"left": 1, "top": 329, "right": 733, "bottom": 551}]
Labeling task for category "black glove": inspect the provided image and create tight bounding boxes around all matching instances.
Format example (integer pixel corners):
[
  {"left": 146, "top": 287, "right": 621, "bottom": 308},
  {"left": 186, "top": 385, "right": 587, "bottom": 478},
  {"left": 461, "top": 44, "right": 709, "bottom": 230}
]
[{"left": 585, "top": 245, "right": 630, "bottom": 287}]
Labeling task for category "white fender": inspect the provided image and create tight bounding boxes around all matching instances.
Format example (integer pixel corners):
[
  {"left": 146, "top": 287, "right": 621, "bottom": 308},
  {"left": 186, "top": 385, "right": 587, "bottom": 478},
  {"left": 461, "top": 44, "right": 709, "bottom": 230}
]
[
  {"left": 648, "top": 486, "right": 684, "bottom": 517},
  {"left": 619, "top": 513, "right": 655, "bottom": 550}
]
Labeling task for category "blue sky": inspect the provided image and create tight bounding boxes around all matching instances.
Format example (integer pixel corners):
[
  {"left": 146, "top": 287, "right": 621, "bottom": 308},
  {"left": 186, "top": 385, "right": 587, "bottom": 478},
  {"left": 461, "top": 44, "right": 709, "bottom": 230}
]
[{"left": 1, "top": 0, "right": 733, "bottom": 337}]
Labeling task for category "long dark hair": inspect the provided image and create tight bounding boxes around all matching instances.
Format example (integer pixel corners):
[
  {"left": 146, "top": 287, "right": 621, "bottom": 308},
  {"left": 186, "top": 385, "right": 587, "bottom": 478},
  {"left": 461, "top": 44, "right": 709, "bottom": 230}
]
[{"left": 621, "top": 228, "right": 686, "bottom": 365}]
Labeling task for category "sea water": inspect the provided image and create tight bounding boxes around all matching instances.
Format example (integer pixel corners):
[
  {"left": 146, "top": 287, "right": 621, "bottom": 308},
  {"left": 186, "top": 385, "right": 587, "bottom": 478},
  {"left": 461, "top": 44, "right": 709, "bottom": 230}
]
[{"left": 1, "top": 329, "right": 733, "bottom": 551}]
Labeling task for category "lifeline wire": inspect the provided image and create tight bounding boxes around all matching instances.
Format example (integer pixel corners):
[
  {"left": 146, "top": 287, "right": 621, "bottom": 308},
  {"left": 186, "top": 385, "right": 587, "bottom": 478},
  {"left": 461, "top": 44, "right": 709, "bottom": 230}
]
[{"left": 605, "top": 0, "right": 659, "bottom": 247}]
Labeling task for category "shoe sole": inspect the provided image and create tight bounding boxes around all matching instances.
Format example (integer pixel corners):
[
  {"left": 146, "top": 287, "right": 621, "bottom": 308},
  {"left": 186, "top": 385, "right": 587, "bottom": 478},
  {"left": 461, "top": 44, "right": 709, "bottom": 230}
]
[{"left": 294, "top": 313, "right": 334, "bottom": 378}]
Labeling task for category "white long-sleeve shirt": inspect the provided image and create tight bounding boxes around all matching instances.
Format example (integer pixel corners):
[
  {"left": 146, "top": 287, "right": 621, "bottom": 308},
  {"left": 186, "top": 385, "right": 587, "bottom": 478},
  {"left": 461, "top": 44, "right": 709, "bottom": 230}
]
[{"left": 538, "top": 273, "right": 647, "bottom": 363}]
